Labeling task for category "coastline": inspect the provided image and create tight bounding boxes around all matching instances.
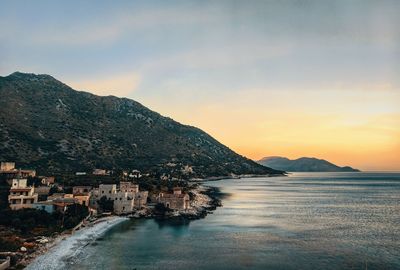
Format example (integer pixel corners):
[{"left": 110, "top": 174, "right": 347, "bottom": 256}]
[
  {"left": 190, "top": 173, "right": 287, "bottom": 182},
  {"left": 23, "top": 216, "right": 128, "bottom": 270},
  {"left": 22, "top": 182, "right": 222, "bottom": 269}
]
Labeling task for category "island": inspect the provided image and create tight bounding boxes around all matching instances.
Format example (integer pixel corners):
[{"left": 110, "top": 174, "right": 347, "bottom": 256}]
[{"left": 257, "top": 156, "right": 360, "bottom": 172}]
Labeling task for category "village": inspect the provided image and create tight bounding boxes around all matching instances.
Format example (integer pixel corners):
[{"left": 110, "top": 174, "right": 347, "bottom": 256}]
[
  {"left": 1, "top": 161, "right": 204, "bottom": 216},
  {"left": 0, "top": 161, "right": 219, "bottom": 269}
]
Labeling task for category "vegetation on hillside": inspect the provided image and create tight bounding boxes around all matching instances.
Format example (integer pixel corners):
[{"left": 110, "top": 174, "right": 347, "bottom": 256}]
[{"left": 0, "top": 72, "right": 283, "bottom": 178}]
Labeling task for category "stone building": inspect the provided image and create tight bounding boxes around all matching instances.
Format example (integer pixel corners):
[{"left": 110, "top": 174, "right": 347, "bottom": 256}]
[
  {"left": 73, "top": 186, "right": 93, "bottom": 195},
  {"left": 120, "top": 182, "right": 139, "bottom": 193},
  {"left": 134, "top": 191, "right": 149, "bottom": 209},
  {"left": 99, "top": 184, "right": 117, "bottom": 197},
  {"left": 158, "top": 187, "right": 190, "bottom": 210},
  {"left": 90, "top": 182, "right": 148, "bottom": 214},
  {"left": 113, "top": 192, "right": 135, "bottom": 214},
  {"left": 72, "top": 186, "right": 92, "bottom": 207},
  {"left": 8, "top": 179, "right": 38, "bottom": 210},
  {"left": 0, "top": 162, "right": 15, "bottom": 171}
]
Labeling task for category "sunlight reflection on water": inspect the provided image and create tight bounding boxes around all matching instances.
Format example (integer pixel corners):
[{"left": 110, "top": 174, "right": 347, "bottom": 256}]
[{"left": 65, "top": 172, "right": 400, "bottom": 270}]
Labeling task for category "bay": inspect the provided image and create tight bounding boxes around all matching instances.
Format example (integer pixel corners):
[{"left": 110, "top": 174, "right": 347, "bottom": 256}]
[{"left": 34, "top": 172, "right": 400, "bottom": 270}]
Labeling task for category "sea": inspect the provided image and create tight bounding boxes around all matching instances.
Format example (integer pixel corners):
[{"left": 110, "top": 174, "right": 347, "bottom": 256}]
[{"left": 27, "top": 172, "right": 400, "bottom": 270}]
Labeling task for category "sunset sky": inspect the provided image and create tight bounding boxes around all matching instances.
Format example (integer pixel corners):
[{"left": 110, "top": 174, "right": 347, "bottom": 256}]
[{"left": 1, "top": 1, "right": 399, "bottom": 170}]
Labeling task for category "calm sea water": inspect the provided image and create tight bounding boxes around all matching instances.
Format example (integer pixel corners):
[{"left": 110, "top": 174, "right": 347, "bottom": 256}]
[{"left": 64, "top": 173, "right": 400, "bottom": 269}]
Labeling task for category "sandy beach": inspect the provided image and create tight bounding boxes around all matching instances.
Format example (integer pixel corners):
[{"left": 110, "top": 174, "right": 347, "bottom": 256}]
[{"left": 24, "top": 216, "right": 128, "bottom": 270}]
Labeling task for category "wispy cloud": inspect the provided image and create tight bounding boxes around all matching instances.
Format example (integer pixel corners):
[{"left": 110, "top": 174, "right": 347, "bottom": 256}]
[{"left": 67, "top": 71, "right": 141, "bottom": 97}]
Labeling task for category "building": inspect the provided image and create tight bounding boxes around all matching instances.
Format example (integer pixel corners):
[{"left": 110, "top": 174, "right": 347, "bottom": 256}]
[
  {"left": 93, "top": 169, "right": 109, "bottom": 175},
  {"left": 89, "top": 184, "right": 117, "bottom": 210},
  {"left": 0, "top": 162, "right": 15, "bottom": 171},
  {"left": 52, "top": 197, "right": 78, "bottom": 212},
  {"left": 134, "top": 191, "right": 148, "bottom": 209},
  {"left": 73, "top": 186, "right": 93, "bottom": 195},
  {"left": 32, "top": 201, "right": 56, "bottom": 214},
  {"left": 35, "top": 186, "right": 51, "bottom": 200},
  {"left": 113, "top": 192, "right": 135, "bottom": 214},
  {"left": 90, "top": 182, "right": 148, "bottom": 214},
  {"left": 47, "top": 193, "right": 65, "bottom": 201},
  {"left": 74, "top": 194, "right": 91, "bottom": 206},
  {"left": 120, "top": 182, "right": 139, "bottom": 193},
  {"left": 129, "top": 170, "right": 141, "bottom": 179},
  {"left": 8, "top": 179, "right": 38, "bottom": 210},
  {"left": 40, "top": 176, "right": 55, "bottom": 186},
  {"left": 158, "top": 187, "right": 190, "bottom": 210},
  {"left": 1, "top": 168, "right": 36, "bottom": 180},
  {"left": 99, "top": 184, "right": 117, "bottom": 196},
  {"left": 72, "top": 186, "right": 92, "bottom": 206}
]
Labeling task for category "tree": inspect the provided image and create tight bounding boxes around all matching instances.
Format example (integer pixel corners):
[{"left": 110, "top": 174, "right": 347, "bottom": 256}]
[{"left": 97, "top": 196, "right": 114, "bottom": 212}]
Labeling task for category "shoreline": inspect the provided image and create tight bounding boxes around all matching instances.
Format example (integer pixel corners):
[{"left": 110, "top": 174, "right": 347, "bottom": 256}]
[
  {"left": 128, "top": 183, "right": 223, "bottom": 221},
  {"left": 22, "top": 216, "right": 128, "bottom": 269},
  {"left": 190, "top": 173, "right": 287, "bottom": 182},
  {"left": 20, "top": 182, "right": 224, "bottom": 269}
]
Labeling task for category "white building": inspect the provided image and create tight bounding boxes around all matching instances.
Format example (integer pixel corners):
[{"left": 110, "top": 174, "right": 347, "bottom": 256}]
[
  {"left": 8, "top": 179, "right": 38, "bottom": 210},
  {"left": 90, "top": 182, "right": 148, "bottom": 214}
]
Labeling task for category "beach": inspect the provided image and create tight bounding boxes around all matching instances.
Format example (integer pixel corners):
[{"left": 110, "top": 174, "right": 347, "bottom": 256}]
[
  {"left": 22, "top": 183, "right": 220, "bottom": 269},
  {"left": 56, "top": 172, "right": 400, "bottom": 270},
  {"left": 24, "top": 216, "right": 128, "bottom": 270}
]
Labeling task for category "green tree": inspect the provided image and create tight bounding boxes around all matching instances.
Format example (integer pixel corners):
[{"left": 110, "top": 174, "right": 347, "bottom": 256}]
[{"left": 97, "top": 196, "right": 114, "bottom": 212}]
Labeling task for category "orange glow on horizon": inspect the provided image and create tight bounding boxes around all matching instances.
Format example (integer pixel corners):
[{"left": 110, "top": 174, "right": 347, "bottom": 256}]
[{"left": 138, "top": 86, "right": 400, "bottom": 171}]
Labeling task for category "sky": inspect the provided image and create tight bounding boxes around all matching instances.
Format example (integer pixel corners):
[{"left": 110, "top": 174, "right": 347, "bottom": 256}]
[{"left": 1, "top": 0, "right": 399, "bottom": 171}]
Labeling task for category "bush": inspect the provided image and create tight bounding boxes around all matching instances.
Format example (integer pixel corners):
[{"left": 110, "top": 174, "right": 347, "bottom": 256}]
[
  {"left": 62, "top": 204, "right": 89, "bottom": 229},
  {"left": 154, "top": 203, "right": 170, "bottom": 215},
  {"left": 0, "top": 204, "right": 89, "bottom": 234},
  {"left": 0, "top": 208, "right": 58, "bottom": 235},
  {"left": 97, "top": 196, "right": 114, "bottom": 212}
]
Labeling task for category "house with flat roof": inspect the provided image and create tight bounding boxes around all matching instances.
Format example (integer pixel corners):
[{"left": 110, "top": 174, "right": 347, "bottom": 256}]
[
  {"left": 158, "top": 187, "right": 190, "bottom": 210},
  {"left": 0, "top": 162, "right": 15, "bottom": 171},
  {"left": 90, "top": 182, "right": 148, "bottom": 214},
  {"left": 8, "top": 178, "right": 38, "bottom": 210}
]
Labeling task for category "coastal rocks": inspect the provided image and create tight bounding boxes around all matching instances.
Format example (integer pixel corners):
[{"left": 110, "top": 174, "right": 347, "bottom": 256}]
[{"left": 152, "top": 185, "right": 222, "bottom": 222}]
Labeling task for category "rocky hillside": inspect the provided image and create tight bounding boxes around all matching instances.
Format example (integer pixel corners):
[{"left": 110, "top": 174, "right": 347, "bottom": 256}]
[
  {"left": 258, "top": 156, "right": 360, "bottom": 172},
  {"left": 0, "top": 72, "right": 282, "bottom": 178}
]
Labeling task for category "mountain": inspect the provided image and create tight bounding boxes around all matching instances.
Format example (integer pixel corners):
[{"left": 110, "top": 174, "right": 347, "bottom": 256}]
[
  {"left": 258, "top": 156, "right": 360, "bottom": 172},
  {"left": 0, "top": 72, "right": 283, "bottom": 178}
]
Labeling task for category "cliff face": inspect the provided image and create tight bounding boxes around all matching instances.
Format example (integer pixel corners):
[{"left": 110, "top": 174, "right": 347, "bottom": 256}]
[
  {"left": 0, "top": 72, "right": 282, "bottom": 177},
  {"left": 258, "top": 156, "right": 360, "bottom": 172}
]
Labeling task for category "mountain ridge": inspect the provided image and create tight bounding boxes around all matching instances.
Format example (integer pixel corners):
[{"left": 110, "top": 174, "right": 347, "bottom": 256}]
[
  {"left": 0, "top": 72, "right": 283, "bottom": 178},
  {"left": 258, "top": 156, "right": 360, "bottom": 172}
]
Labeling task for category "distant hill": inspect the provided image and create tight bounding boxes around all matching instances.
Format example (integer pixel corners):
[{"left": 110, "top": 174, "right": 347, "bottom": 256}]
[
  {"left": 0, "top": 72, "right": 283, "bottom": 178},
  {"left": 257, "top": 156, "right": 360, "bottom": 172}
]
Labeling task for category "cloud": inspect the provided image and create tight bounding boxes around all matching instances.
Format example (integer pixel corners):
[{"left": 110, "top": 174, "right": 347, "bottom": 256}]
[
  {"left": 7, "top": 5, "right": 219, "bottom": 47},
  {"left": 67, "top": 72, "right": 141, "bottom": 97}
]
